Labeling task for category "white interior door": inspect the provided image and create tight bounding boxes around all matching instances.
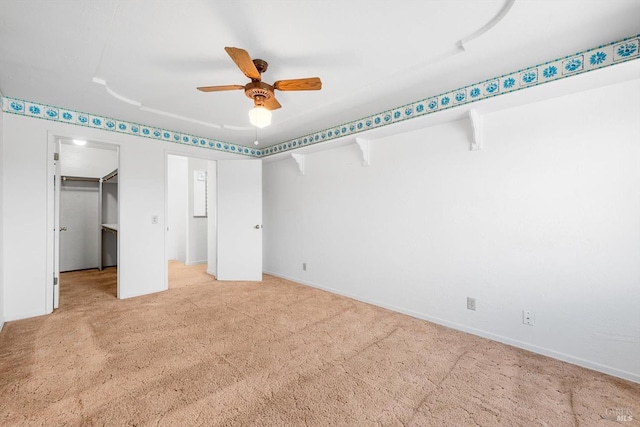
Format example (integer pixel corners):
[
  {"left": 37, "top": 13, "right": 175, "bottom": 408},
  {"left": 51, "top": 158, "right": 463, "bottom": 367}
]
[
  {"left": 217, "top": 159, "right": 262, "bottom": 281},
  {"left": 59, "top": 181, "right": 100, "bottom": 272}
]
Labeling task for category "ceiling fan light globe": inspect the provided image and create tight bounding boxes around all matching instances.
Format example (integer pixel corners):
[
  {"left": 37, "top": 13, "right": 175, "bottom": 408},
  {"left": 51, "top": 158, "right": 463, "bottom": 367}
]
[{"left": 248, "top": 106, "right": 272, "bottom": 128}]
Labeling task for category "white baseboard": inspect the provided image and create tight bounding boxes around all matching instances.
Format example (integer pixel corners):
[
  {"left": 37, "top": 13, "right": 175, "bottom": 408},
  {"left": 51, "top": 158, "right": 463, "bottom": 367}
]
[
  {"left": 0, "top": 319, "right": 4, "bottom": 333},
  {"left": 263, "top": 270, "right": 639, "bottom": 384},
  {"left": 185, "top": 260, "right": 207, "bottom": 266},
  {"left": 5, "top": 309, "right": 49, "bottom": 322}
]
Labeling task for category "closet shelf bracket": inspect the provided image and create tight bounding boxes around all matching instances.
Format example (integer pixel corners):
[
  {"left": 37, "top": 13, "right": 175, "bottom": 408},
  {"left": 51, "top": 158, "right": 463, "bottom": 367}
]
[
  {"left": 355, "top": 137, "right": 371, "bottom": 166},
  {"left": 468, "top": 109, "right": 483, "bottom": 151},
  {"left": 291, "top": 153, "right": 305, "bottom": 176}
]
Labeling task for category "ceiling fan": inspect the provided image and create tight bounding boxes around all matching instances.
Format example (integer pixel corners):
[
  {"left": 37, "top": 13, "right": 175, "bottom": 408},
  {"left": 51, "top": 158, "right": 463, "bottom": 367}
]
[{"left": 197, "top": 47, "right": 322, "bottom": 127}]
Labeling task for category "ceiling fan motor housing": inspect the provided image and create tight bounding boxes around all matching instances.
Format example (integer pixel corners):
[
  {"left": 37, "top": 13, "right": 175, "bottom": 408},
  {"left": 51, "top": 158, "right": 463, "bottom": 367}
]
[
  {"left": 245, "top": 81, "right": 274, "bottom": 106},
  {"left": 253, "top": 58, "right": 268, "bottom": 74}
]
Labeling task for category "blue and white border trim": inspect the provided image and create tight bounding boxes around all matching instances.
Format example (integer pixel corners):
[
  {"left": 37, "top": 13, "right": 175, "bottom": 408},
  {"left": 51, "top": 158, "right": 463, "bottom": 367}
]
[
  {"left": 261, "top": 34, "right": 639, "bottom": 157},
  {"left": 1, "top": 35, "right": 638, "bottom": 159},
  {"left": 0, "top": 98, "right": 262, "bottom": 158}
]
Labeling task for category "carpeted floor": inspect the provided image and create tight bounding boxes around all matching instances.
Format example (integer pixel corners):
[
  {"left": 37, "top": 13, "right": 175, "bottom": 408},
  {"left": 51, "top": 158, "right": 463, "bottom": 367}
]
[{"left": 0, "top": 262, "right": 638, "bottom": 426}]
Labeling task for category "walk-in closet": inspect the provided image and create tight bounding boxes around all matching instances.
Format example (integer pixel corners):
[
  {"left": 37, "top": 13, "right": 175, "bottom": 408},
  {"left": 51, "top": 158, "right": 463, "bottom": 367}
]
[{"left": 58, "top": 139, "right": 119, "bottom": 290}]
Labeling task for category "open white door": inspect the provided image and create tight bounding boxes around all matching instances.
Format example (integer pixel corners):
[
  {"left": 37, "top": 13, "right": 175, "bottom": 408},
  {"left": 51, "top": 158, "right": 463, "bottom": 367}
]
[
  {"left": 217, "top": 159, "right": 262, "bottom": 281},
  {"left": 59, "top": 180, "right": 101, "bottom": 272}
]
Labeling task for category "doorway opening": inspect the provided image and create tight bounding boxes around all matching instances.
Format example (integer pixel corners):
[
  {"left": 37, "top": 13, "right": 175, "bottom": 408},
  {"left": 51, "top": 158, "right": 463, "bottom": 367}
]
[
  {"left": 54, "top": 138, "right": 119, "bottom": 308},
  {"left": 166, "top": 154, "right": 217, "bottom": 289},
  {"left": 164, "top": 153, "right": 263, "bottom": 289}
]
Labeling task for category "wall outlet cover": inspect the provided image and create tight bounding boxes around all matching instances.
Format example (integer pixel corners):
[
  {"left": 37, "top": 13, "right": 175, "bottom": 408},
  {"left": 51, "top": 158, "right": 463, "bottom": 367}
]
[
  {"left": 467, "top": 297, "right": 476, "bottom": 311},
  {"left": 523, "top": 310, "right": 535, "bottom": 326}
]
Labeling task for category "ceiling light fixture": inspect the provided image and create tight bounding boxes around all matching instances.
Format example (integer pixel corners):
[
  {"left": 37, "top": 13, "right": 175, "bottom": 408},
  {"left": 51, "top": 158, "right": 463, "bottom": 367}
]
[
  {"left": 248, "top": 95, "right": 271, "bottom": 128},
  {"left": 73, "top": 139, "right": 87, "bottom": 146},
  {"left": 248, "top": 105, "right": 271, "bottom": 128}
]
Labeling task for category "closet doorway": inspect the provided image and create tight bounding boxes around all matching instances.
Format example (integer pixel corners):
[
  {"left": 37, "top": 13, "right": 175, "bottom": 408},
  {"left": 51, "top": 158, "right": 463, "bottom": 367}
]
[
  {"left": 166, "top": 154, "right": 216, "bottom": 288},
  {"left": 54, "top": 138, "right": 119, "bottom": 307}
]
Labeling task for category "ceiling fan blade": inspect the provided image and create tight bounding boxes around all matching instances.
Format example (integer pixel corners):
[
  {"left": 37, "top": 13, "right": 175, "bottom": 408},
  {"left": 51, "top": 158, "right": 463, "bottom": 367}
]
[
  {"left": 264, "top": 97, "right": 282, "bottom": 110},
  {"left": 225, "top": 47, "right": 261, "bottom": 81},
  {"left": 197, "top": 84, "right": 244, "bottom": 92},
  {"left": 274, "top": 77, "right": 322, "bottom": 91}
]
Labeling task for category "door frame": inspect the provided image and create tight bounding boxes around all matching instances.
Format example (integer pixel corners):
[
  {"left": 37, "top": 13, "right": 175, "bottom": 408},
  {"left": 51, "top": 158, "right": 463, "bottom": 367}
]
[{"left": 46, "top": 132, "right": 121, "bottom": 312}]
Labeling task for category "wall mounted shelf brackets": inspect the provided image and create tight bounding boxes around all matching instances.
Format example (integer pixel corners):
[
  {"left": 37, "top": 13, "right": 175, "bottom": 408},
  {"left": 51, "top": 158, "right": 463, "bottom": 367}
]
[
  {"left": 468, "top": 109, "right": 483, "bottom": 151},
  {"left": 291, "top": 153, "right": 305, "bottom": 175},
  {"left": 355, "top": 137, "right": 371, "bottom": 166}
]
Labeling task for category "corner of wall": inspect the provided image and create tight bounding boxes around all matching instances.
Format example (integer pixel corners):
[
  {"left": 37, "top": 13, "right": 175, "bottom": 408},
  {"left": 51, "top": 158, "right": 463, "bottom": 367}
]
[
  {"left": 0, "top": 102, "right": 5, "bottom": 331},
  {"left": 206, "top": 160, "right": 217, "bottom": 277}
]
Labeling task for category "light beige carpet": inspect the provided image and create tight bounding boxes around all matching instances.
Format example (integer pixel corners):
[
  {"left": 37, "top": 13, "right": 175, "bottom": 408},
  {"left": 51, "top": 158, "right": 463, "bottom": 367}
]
[{"left": 0, "top": 262, "right": 638, "bottom": 426}]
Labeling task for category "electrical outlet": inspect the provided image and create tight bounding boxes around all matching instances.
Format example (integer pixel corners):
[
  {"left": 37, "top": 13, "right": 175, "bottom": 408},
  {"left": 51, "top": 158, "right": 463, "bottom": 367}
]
[
  {"left": 523, "top": 310, "right": 535, "bottom": 326},
  {"left": 467, "top": 297, "right": 476, "bottom": 311},
  {"left": 151, "top": 215, "right": 158, "bottom": 224},
  {"left": 302, "top": 263, "right": 307, "bottom": 271}
]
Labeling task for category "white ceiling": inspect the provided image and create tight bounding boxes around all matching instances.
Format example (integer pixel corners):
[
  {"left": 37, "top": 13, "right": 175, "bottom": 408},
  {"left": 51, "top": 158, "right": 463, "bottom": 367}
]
[{"left": 1, "top": 0, "right": 639, "bottom": 148}]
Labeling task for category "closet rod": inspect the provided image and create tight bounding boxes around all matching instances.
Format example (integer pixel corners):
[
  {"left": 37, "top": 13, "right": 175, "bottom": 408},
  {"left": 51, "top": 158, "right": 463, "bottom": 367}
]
[
  {"left": 103, "top": 170, "right": 118, "bottom": 181},
  {"left": 62, "top": 176, "right": 100, "bottom": 182}
]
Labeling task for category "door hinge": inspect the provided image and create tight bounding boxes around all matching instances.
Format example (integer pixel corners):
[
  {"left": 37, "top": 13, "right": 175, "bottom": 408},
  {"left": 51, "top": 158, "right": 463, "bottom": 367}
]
[
  {"left": 54, "top": 277, "right": 58, "bottom": 286},
  {"left": 54, "top": 153, "right": 59, "bottom": 161}
]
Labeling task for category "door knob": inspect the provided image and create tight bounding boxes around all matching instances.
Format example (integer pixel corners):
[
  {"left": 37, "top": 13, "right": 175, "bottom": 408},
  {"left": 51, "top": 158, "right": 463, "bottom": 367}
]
[
  {"left": 255, "top": 225, "right": 263, "bottom": 229},
  {"left": 60, "top": 226, "right": 67, "bottom": 231}
]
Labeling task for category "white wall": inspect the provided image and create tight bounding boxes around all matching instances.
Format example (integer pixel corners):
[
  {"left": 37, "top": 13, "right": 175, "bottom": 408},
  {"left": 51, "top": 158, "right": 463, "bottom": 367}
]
[
  {"left": 1, "top": 113, "right": 242, "bottom": 321},
  {"left": 167, "top": 155, "right": 188, "bottom": 262},
  {"left": 207, "top": 161, "right": 217, "bottom": 276},
  {"left": 263, "top": 80, "right": 640, "bottom": 382},
  {"left": 0, "top": 108, "right": 4, "bottom": 331},
  {"left": 186, "top": 157, "right": 208, "bottom": 265}
]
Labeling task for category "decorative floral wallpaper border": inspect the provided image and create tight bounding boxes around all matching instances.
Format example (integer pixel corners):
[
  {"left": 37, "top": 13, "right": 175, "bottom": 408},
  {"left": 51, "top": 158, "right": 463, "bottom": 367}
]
[
  {"left": 261, "top": 34, "right": 639, "bottom": 156},
  {"left": 0, "top": 97, "right": 263, "bottom": 158},
  {"left": 1, "top": 35, "right": 638, "bottom": 159}
]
